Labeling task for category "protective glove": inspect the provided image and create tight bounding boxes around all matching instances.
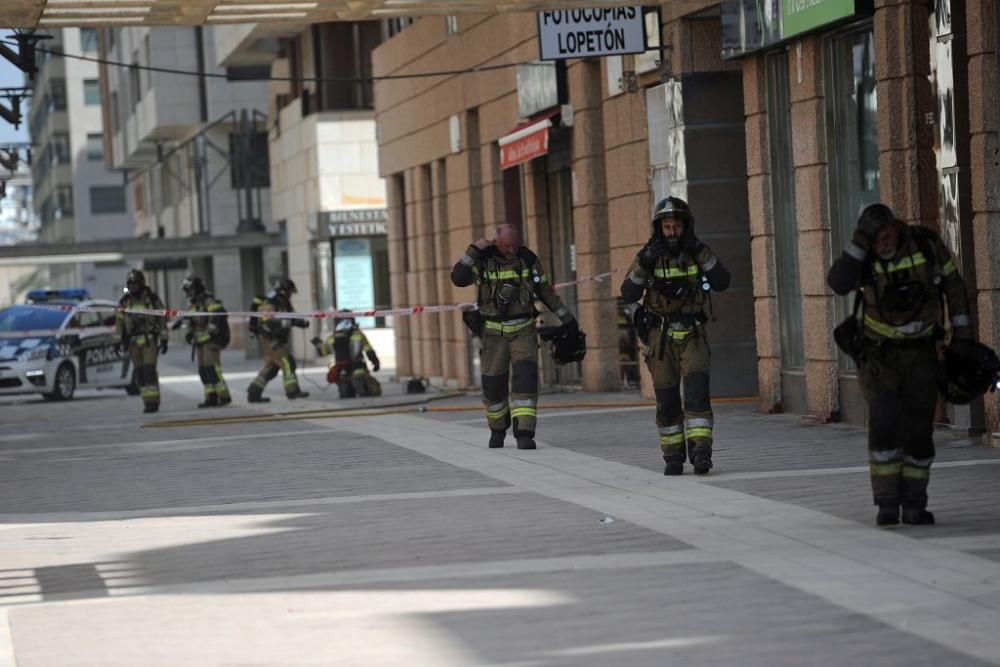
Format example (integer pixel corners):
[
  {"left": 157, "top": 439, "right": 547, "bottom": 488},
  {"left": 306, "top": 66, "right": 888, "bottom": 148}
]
[
  {"left": 311, "top": 336, "right": 323, "bottom": 347},
  {"left": 853, "top": 215, "right": 883, "bottom": 251},
  {"left": 472, "top": 237, "right": 493, "bottom": 252},
  {"left": 367, "top": 350, "right": 380, "bottom": 372},
  {"left": 293, "top": 318, "right": 309, "bottom": 329},
  {"left": 948, "top": 337, "right": 975, "bottom": 359},
  {"left": 680, "top": 236, "right": 703, "bottom": 252},
  {"left": 159, "top": 338, "right": 169, "bottom": 354},
  {"left": 638, "top": 238, "right": 667, "bottom": 271},
  {"left": 184, "top": 331, "right": 194, "bottom": 345},
  {"left": 564, "top": 318, "right": 579, "bottom": 333}
]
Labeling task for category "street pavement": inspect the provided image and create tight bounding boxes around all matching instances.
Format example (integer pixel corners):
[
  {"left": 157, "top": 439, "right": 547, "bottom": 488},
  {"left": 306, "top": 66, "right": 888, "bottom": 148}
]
[{"left": 2, "top": 351, "right": 1000, "bottom": 666}]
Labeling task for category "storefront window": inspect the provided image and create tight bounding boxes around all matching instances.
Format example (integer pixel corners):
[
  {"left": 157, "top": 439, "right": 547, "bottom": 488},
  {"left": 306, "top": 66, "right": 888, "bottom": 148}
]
[
  {"left": 767, "top": 50, "right": 804, "bottom": 370},
  {"left": 825, "top": 26, "right": 879, "bottom": 370}
]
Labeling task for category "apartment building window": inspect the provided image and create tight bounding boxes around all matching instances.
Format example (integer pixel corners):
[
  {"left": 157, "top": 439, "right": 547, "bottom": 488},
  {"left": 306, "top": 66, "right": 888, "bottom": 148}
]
[
  {"left": 86, "top": 133, "right": 104, "bottom": 161},
  {"left": 383, "top": 17, "right": 416, "bottom": 39},
  {"left": 229, "top": 131, "right": 270, "bottom": 188},
  {"left": 80, "top": 28, "right": 98, "bottom": 53},
  {"left": 83, "top": 79, "right": 101, "bottom": 106},
  {"left": 645, "top": 82, "right": 676, "bottom": 202},
  {"left": 49, "top": 79, "right": 67, "bottom": 111},
  {"left": 51, "top": 133, "right": 71, "bottom": 165},
  {"left": 314, "top": 22, "right": 381, "bottom": 110},
  {"left": 90, "top": 186, "right": 126, "bottom": 214},
  {"left": 111, "top": 92, "right": 120, "bottom": 133},
  {"left": 445, "top": 15, "right": 459, "bottom": 35},
  {"left": 55, "top": 185, "right": 74, "bottom": 217},
  {"left": 39, "top": 195, "right": 55, "bottom": 226},
  {"left": 130, "top": 59, "right": 142, "bottom": 109}
]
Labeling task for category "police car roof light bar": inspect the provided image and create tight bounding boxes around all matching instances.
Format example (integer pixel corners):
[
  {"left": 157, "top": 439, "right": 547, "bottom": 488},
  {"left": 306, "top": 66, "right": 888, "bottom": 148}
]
[{"left": 26, "top": 288, "right": 90, "bottom": 302}]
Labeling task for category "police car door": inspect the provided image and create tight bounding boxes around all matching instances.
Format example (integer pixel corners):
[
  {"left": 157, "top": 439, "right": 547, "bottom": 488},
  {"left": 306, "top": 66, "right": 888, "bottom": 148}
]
[{"left": 75, "top": 310, "right": 121, "bottom": 387}]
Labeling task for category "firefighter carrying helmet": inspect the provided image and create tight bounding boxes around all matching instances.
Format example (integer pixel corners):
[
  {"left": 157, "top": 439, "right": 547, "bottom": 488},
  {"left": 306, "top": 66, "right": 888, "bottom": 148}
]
[
  {"left": 538, "top": 322, "right": 587, "bottom": 365},
  {"left": 938, "top": 341, "right": 1000, "bottom": 405}
]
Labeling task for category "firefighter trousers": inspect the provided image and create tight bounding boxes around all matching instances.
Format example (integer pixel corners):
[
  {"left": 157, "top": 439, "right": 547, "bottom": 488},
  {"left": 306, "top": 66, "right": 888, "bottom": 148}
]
[
  {"left": 196, "top": 344, "right": 230, "bottom": 402},
  {"left": 248, "top": 337, "right": 301, "bottom": 398},
  {"left": 858, "top": 340, "right": 938, "bottom": 511},
  {"left": 645, "top": 326, "right": 713, "bottom": 464},
  {"left": 129, "top": 343, "right": 160, "bottom": 409},
  {"left": 480, "top": 324, "right": 538, "bottom": 437}
]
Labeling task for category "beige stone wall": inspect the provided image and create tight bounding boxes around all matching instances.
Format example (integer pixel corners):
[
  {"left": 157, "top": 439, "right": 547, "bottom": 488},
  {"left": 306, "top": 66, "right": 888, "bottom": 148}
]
[{"left": 966, "top": 0, "right": 1000, "bottom": 431}]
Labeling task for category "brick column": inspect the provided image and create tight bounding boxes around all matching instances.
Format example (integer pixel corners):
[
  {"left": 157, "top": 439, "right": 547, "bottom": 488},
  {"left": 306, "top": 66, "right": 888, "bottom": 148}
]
[
  {"left": 412, "top": 164, "right": 441, "bottom": 379},
  {"left": 790, "top": 36, "right": 838, "bottom": 420},
  {"left": 387, "top": 173, "right": 412, "bottom": 378},
  {"left": 570, "top": 59, "right": 620, "bottom": 391},
  {"left": 966, "top": 0, "right": 1000, "bottom": 431},
  {"left": 743, "top": 55, "right": 782, "bottom": 413}
]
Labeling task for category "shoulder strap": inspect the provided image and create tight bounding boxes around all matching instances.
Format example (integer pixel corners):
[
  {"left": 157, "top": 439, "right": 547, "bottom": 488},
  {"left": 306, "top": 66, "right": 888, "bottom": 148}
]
[{"left": 909, "top": 225, "right": 938, "bottom": 273}]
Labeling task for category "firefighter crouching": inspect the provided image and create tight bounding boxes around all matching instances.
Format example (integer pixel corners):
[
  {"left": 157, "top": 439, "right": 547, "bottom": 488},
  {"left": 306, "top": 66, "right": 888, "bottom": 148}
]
[
  {"left": 116, "top": 269, "right": 168, "bottom": 414},
  {"left": 173, "top": 275, "right": 232, "bottom": 408},
  {"left": 451, "top": 223, "right": 579, "bottom": 450},
  {"left": 311, "top": 312, "right": 381, "bottom": 398},
  {"left": 827, "top": 203, "right": 974, "bottom": 527},
  {"left": 247, "top": 278, "right": 310, "bottom": 403},
  {"left": 620, "top": 197, "right": 731, "bottom": 476}
]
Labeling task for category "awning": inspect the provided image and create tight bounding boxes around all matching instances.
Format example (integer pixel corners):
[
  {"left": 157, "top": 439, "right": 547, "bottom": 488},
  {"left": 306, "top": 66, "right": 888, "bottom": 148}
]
[{"left": 498, "top": 110, "right": 560, "bottom": 170}]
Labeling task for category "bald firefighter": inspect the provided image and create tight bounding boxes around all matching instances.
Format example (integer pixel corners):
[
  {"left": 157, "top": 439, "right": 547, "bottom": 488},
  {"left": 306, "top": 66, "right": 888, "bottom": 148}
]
[
  {"left": 116, "top": 269, "right": 168, "bottom": 413},
  {"left": 451, "top": 223, "right": 579, "bottom": 450},
  {"left": 620, "top": 197, "right": 731, "bottom": 475},
  {"left": 247, "top": 278, "right": 310, "bottom": 403},
  {"left": 828, "top": 203, "right": 973, "bottom": 526}
]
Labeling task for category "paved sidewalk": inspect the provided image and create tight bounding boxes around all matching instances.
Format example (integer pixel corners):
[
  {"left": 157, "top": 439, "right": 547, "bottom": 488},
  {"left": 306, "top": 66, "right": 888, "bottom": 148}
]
[{"left": 2, "top": 377, "right": 1000, "bottom": 665}]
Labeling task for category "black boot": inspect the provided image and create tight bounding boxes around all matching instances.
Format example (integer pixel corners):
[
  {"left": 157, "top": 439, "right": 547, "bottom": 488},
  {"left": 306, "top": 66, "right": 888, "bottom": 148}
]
[
  {"left": 489, "top": 430, "right": 506, "bottom": 448},
  {"left": 198, "top": 395, "right": 219, "bottom": 409},
  {"left": 247, "top": 389, "right": 270, "bottom": 404},
  {"left": 287, "top": 390, "right": 310, "bottom": 400},
  {"left": 664, "top": 460, "right": 683, "bottom": 476},
  {"left": 143, "top": 403, "right": 159, "bottom": 414},
  {"left": 692, "top": 456, "right": 713, "bottom": 476},
  {"left": 901, "top": 508, "right": 935, "bottom": 525},
  {"left": 218, "top": 395, "right": 232, "bottom": 407},
  {"left": 876, "top": 506, "right": 900, "bottom": 526},
  {"left": 516, "top": 436, "right": 536, "bottom": 450}
]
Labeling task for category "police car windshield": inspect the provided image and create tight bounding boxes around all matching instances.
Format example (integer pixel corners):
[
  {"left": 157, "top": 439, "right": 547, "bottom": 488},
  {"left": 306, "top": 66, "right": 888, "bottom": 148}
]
[{"left": 0, "top": 306, "right": 70, "bottom": 332}]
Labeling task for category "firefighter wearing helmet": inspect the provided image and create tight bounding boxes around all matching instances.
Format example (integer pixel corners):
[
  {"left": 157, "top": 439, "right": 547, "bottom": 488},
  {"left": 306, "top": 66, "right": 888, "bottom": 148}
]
[
  {"left": 116, "top": 269, "right": 168, "bottom": 413},
  {"left": 173, "top": 275, "right": 232, "bottom": 408},
  {"left": 828, "top": 203, "right": 976, "bottom": 527},
  {"left": 247, "top": 277, "right": 310, "bottom": 403},
  {"left": 311, "top": 310, "right": 381, "bottom": 399},
  {"left": 620, "top": 196, "right": 731, "bottom": 476}
]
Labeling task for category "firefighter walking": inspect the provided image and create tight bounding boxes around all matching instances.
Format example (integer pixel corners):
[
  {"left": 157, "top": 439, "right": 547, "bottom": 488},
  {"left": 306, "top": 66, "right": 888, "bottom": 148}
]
[
  {"left": 620, "top": 197, "right": 731, "bottom": 475},
  {"left": 451, "top": 223, "right": 579, "bottom": 450},
  {"left": 116, "top": 269, "right": 168, "bottom": 414},
  {"left": 176, "top": 275, "right": 232, "bottom": 408},
  {"left": 828, "top": 203, "right": 974, "bottom": 526},
  {"left": 247, "top": 278, "right": 310, "bottom": 403},
  {"left": 311, "top": 312, "right": 381, "bottom": 398}
]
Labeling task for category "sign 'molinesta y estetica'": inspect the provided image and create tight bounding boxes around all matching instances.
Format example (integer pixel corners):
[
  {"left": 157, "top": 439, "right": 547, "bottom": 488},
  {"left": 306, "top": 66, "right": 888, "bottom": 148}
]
[{"left": 537, "top": 8, "right": 647, "bottom": 60}]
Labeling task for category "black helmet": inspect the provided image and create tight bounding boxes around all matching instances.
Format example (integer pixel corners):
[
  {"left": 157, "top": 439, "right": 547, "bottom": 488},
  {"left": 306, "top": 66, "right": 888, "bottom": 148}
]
[
  {"left": 335, "top": 308, "right": 356, "bottom": 331},
  {"left": 182, "top": 275, "right": 206, "bottom": 297},
  {"left": 538, "top": 323, "right": 587, "bottom": 365},
  {"left": 273, "top": 277, "right": 297, "bottom": 296},
  {"left": 939, "top": 341, "right": 1000, "bottom": 405},
  {"left": 652, "top": 196, "right": 693, "bottom": 237},
  {"left": 125, "top": 269, "right": 146, "bottom": 292}
]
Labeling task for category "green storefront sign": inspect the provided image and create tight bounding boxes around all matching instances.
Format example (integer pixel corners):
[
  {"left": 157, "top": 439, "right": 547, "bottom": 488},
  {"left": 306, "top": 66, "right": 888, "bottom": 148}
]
[{"left": 782, "top": 0, "right": 855, "bottom": 37}]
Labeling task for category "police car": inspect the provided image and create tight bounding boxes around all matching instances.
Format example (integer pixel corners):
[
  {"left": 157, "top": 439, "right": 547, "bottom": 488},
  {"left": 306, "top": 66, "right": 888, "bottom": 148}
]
[{"left": 0, "top": 289, "right": 137, "bottom": 401}]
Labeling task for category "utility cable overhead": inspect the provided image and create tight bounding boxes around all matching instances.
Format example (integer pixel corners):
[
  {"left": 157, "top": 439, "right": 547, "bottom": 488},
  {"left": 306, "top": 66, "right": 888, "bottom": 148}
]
[{"left": 3, "top": 41, "right": 543, "bottom": 84}]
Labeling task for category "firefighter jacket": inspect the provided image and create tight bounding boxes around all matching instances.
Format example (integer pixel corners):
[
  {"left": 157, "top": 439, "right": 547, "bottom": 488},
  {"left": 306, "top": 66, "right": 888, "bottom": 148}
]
[
  {"left": 256, "top": 295, "right": 300, "bottom": 342},
  {"left": 188, "top": 293, "right": 228, "bottom": 347},
  {"left": 828, "top": 226, "right": 972, "bottom": 342},
  {"left": 317, "top": 325, "right": 377, "bottom": 366},
  {"left": 621, "top": 241, "right": 730, "bottom": 322},
  {"left": 116, "top": 288, "right": 166, "bottom": 349},
  {"left": 451, "top": 245, "right": 574, "bottom": 333}
]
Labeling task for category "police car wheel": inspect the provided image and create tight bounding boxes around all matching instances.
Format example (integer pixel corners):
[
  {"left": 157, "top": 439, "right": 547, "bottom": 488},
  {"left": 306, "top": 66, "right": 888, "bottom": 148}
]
[{"left": 46, "top": 362, "right": 76, "bottom": 401}]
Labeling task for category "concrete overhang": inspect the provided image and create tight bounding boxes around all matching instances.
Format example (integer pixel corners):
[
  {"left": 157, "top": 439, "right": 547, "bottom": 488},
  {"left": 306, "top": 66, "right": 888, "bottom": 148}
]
[
  {"left": 0, "top": 231, "right": 283, "bottom": 266},
  {"left": 2, "top": 1, "right": 641, "bottom": 29}
]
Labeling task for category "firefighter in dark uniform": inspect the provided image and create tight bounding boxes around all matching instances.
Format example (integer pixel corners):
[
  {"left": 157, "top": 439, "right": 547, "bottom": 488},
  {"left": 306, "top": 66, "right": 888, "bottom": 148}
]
[
  {"left": 116, "top": 269, "right": 168, "bottom": 413},
  {"left": 177, "top": 275, "right": 232, "bottom": 408},
  {"left": 247, "top": 278, "right": 310, "bottom": 403},
  {"left": 828, "top": 203, "right": 973, "bottom": 526},
  {"left": 312, "top": 312, "right": 381, "bottom": 398},
  {"left": 451, "top": 223, "right": 578, "bottom": 450},
  {"left": 620, "top": 197, "right": 731, "bottom": 475}
]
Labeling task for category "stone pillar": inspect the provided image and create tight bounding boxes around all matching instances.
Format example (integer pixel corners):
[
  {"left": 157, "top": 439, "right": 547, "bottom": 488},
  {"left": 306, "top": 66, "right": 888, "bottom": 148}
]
[
  {"left": 570, "top": 59, "right": 620, "bottom": 391},
  {"left": 743, "top": 55, "right": 782, "bottom": 413},
  {"left": 790, "top": 36, "right": 838, "bottom": 421},
  {"left": 966, "top": 0, "right": 1000, "bottom": 431},
  {"left": 387, "top": 172, "right": 412, "bottom": 378}
]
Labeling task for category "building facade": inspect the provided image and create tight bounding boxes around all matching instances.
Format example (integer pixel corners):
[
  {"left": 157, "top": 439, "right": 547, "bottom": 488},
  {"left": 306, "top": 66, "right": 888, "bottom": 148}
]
[
  {"left": 99, "top": 26, "right": 275, "bottom": 350},
  {"left": 27, "top": 27, "right": 133, "bottom": 300},
  {"left": 373, "top": 2, "right": 999, "bottom": 433},
  {"left": 0, "top": 165, "right": 42, "bottom": 305},
  {"left": 217, "top": 20, "right": 405, "bottom": 365}
]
